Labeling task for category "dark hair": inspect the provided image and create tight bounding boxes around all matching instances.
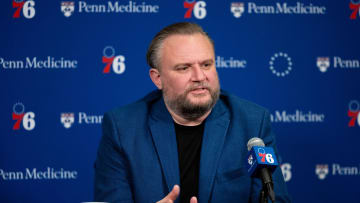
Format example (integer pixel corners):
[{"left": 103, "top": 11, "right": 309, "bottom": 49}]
[{"left": 146, "top": 22, "right": 214, "bottom": 70}]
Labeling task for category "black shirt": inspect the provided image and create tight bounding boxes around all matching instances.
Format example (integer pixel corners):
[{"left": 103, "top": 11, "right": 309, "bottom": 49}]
[{"left": 174, "top": 122, "right": 205, "bottom": 203}]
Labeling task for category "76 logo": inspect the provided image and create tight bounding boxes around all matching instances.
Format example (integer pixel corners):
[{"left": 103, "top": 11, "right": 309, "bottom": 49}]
[
  {"left": 102, "top": 46, "right": 126, "bottom": 74},
  {"left": 350, "top": 0, "right": 360, "bottom": 20},
  {"left": 12, "top": 103, "right": 36, "bottom": 131},
  {"left": 184, "top": 0, "right": 207, "bottom": 19},
  {"left": 12, "top": 0, "right": 36, "bottom": 19},
  {"left": 348, "top": 100, "right": 360, "bottom": 127},
  {"left": 258, "top": 152, "right": 275, "bottom": 164}
]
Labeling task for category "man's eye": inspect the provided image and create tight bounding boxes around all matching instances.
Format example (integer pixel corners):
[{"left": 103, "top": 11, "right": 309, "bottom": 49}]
[
  {"left": 203, "top": 63, "right": 212, "bottom": 68},
  {"left": 177, "top": 66, "right": 188, "bottom": 71}
]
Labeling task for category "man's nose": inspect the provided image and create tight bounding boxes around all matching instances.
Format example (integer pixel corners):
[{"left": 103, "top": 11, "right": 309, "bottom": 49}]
[{"left": 191, "top": 65, "right": 206, "bottom": 81}]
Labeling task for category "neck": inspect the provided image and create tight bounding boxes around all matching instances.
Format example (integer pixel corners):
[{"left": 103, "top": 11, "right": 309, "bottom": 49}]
[{"left": 166, "top": 105, "right": 212, "bottom": 126}]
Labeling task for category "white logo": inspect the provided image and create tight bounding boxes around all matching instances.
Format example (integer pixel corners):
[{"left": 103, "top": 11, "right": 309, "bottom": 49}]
[
  {"left": 269, "top": 52, "right": 293, "bottom": 77},
  {"left": 270, "top": 110, "right": 325, "bottom": 123},
  {"left": 60, "top": 112, "right": 103, "bottom": 128},
  {"left": 215, "top": 56, "right": 246, "bottom": 68},
  {"left": 317, "top": 57, "right": 330, "bottom": 72},
  {"left": 248, "top": 154, "right": 253, "bottom": 165},
  {"left": 61, "top": 2, "right": 75, "bottom": 17},
  {"left": 315, "top": 164, "right": 329, "bottom": 180},
  {"left": 61, "top": 113, "right": 75, "bottom": 129},
  {"left": 231, "top": 2, "right": 244, "bottom": 18},
  {"left": 281, "top": 163, "right": 292, "bottom": 182}
]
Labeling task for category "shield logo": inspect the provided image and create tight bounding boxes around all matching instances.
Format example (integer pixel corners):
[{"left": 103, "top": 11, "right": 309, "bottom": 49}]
[
  {"left": 231, "top": 2, "right": 245, "bottom": 18},
  {"left": 317, "top": 57, "right": 330, "bottom": 72},
  {"left": 61, "top": 113, "right": 75, "bottom": 129},
  {"left": 315, "top": 164, "right": 329, "bottom": 180},
  {"left": 61, "top": 2, "right": 75, "bottom": 17}
]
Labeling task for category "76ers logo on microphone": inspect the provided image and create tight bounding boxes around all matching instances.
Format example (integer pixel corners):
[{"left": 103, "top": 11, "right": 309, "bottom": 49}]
[
  {"left": 350, "top": 0, "right": 360, "bottom": 19},
  {"left": 102, "top": 46, "right": 126, "bottom": 74},
  {"left": 12, "top": 102, "right": 36, "bottom": 131},
  {"left": 247, "top": 146, "right": 278, "bottom": 176},
  {"left": 348, "top": 100, "right": 360, "bottom": 127},
  {"left": 184, "top": 0, "right": 207, "bottom": 19},
  {"left": 12, "top": 0, "right": 36, "bottom": 19}
]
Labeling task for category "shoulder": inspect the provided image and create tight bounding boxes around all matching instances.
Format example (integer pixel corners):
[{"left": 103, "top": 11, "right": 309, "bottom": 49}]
[
  {"left": 104, "top": 90, "right": 162, "bottom": 124},
  {"left": 219, "top": 90, "right": 269, "bottom": 118}
]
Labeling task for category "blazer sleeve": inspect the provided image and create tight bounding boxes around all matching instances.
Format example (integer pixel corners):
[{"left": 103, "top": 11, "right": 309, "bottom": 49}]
[
  {"left": 250, "top": 110, "right": 292, "bottom": 203},
  {"left": 94, "top": 112, "right": 134, "bottom": 203}
]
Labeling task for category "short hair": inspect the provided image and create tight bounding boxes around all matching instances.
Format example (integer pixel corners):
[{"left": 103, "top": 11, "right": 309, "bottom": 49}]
[{"left": 146, "top": 22, "right": 214, "bottom": 70}]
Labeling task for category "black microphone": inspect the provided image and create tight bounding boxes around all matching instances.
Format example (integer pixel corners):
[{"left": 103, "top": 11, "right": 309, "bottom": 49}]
[{"left": 246, "top": 137, "right": 278, "bottom": 203}]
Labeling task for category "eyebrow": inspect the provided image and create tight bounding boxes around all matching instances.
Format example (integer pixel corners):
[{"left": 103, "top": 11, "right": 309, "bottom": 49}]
[{"left": 173, "top": 59, "right": 214, "bottom": 69}]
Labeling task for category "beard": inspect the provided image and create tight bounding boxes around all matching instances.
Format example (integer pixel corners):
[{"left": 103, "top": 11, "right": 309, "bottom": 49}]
[{"left": 163, "top": 82, "right": 220, "bottom": 121}]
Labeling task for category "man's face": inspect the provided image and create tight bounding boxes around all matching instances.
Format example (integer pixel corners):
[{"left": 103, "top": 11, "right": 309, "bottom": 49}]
[{"left": 154, "top": 33, "right": 220, "bottom": 120}]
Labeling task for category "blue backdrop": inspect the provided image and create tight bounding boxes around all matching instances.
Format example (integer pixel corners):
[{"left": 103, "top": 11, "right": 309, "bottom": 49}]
[{"left": 1, "top": 0, "right": 360, "bottom": 202}]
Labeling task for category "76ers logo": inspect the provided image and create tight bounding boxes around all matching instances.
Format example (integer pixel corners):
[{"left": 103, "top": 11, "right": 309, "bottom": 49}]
[
  {"left": 12, "top": 102, "right": 36, "bottom": 131},
  {"left": 350, "top": 0, "right": 360, "bottom": 19},
  {"left": 12, "top": 0, "right": 36, "bottom": 19},
  {"left": 184, "top": 0, "right": 207, "bottom": 19},
  {"left": 348, "top": 100, "right": 360, "bottom": 127},
  {"left": 102, "top": 46, "right": 126, "bottom": 74}
]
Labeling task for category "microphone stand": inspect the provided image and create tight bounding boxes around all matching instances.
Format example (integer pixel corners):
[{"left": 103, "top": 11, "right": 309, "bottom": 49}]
[
  {"left": 259, "top": 187, "right": 268, "bottom": 203},
  {"left": 258, "top": 168, "right": 276, "bottom": 203}
]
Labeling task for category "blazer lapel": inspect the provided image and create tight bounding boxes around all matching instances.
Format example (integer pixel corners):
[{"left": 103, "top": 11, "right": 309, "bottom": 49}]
[
  {"left": 148, "top": 98, "right": 180, "bottom": 193},
  {"left": 198, "top": 100, "right": 230, "bottom": 203}
]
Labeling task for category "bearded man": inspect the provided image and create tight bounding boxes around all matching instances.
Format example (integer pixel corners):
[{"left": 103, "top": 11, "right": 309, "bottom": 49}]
[{"left": 94, "top": 22, "right": 291, "bottom": 203}]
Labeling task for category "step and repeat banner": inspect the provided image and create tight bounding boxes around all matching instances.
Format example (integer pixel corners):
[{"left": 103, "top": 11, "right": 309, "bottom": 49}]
[{"left": 1, "top": 0, "right": 359, "bottom": 202}]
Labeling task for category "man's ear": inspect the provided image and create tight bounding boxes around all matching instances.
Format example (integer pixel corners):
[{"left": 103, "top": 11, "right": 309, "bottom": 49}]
[{"left": 149, "top": 68, "right": 162, "bottom": 90}]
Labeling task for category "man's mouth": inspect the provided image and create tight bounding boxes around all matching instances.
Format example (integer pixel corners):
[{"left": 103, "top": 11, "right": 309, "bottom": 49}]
[{"left": 189, "top": 87, "right": 209, "bottom": 94}]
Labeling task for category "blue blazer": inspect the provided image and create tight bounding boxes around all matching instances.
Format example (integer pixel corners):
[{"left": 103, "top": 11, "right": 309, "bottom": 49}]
[{"left": 94, "top": 90, "right": 291, "bottom": 203}]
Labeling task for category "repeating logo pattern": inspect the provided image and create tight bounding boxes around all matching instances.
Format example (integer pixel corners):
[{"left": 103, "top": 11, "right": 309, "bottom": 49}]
[
  {"left": 184, "top": 0, "right": 207, "bottom": 19},
  {"left": 12, "top": 0, "right": 36, "bottom": 19},
  {"left": 61, "top": 113, "right": 75, "bottom": 129},
  {"left": 350, "top": 0, "right": 360, "bottom": 19},
  {"left": 316, "top": 164, "right": 329, "bottom": 180},
  {"left": 348, "top": 100, "right": 360, "bottom": 127},
  {"left": 231, "top": 2, "right": 244, "bottom": 18},
  {"left": 61, "top": 1, "right": 75, "bottom": 17},
  {"left": 269, "top": 52, "right": 292, "bottom": 77},
  {"left": 12, "top": 102, "right": 35, "bottom": 131},
  {"left": 102, "top": 46, "right": 126, "bottom": 74},
  {"left": 317, "top": 57, "right": 330, "bottom": 72},
  {"left": 281, "top": 163, "right": 292, "bottom": 182}
]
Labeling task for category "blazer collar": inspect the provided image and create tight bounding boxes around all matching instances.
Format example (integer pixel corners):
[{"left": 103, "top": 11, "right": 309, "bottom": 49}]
[
  {"left": 148, "top": 97, "right": 180, "bottom": 195},
  {"left": 198, "top": 99, "right": 230, "bottom": 203}
]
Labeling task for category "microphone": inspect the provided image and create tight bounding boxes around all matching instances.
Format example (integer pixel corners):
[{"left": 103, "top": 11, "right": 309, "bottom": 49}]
[{"left": 246, "top": 137, "right": 278, "bottom": 203}]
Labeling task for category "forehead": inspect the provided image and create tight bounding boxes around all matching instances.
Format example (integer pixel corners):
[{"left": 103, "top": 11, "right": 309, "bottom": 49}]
[{"left": 160, "top": 34, "right": 214, "bottom": 65}]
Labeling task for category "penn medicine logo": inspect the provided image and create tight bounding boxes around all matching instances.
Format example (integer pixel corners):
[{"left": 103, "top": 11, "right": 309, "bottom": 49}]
[
  {"left": 61, "top": 1, "right": 75, "bottom": 17},
  {"left": 60, "top": 112, "right": 103, "bottom": 128},
  {"left": 229, "top": 2, "right": 326, "bottom": 17},
  {"left": 231, "top": 2, "right": 244, "bottom": 18},
  {"left": 270, "top": 110, "right": 325, "bottom": 123},
  {"left": 316, "top": 164, "right": 329, "bottom": 180},
  {"left": 61, "top": 113, "right": 75, "bottom": 129},
  {"left": 316, "top": 57, "right": 330, "bottom": 72},
  {"left": 315, "top": 164, "right": 360, "bottom": 180},
  {"left": 316, "top": 56, "right": 360, "bottom": 72}
]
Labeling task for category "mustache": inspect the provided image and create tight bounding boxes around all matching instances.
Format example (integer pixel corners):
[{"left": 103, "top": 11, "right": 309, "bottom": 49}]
[{"left": 186, "top": 83, "right": 211, "bottom": 92}]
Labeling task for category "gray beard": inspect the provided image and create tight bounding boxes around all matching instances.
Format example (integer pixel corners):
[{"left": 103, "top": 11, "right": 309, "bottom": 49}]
[{"left": 163, "top": 86, "right": 220, "bottom": 121}]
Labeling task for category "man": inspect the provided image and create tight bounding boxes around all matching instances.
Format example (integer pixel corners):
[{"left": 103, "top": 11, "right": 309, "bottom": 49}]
[{"left": 94, "top": 22, "right": 291, "bottom": 203}]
